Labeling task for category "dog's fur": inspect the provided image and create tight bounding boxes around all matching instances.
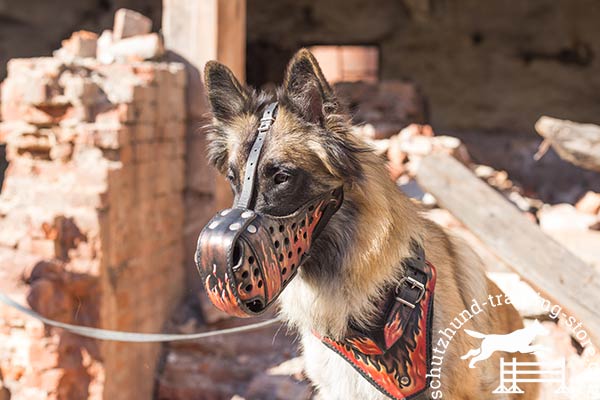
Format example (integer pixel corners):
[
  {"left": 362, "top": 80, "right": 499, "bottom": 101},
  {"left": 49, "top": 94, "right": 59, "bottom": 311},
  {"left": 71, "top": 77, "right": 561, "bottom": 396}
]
[{"left": 203, "top": 49, "right": 539, "bottom": 400}]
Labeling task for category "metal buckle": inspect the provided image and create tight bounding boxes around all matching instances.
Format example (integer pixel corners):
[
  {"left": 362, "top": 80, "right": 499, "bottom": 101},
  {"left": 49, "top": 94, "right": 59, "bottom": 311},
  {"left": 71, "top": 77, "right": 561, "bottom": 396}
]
[
  {"left": 258, "top": 118, "right": 274, "bottom": 131},
  {"left": 395, "top": 276, "right": 426, "bottom": 309}
]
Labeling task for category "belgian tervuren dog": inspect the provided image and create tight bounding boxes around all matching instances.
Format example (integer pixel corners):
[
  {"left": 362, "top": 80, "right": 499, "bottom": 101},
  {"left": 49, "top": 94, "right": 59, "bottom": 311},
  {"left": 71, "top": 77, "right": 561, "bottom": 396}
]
[{"left": 202, "top": 49, "right": 539, "bottom": 400}]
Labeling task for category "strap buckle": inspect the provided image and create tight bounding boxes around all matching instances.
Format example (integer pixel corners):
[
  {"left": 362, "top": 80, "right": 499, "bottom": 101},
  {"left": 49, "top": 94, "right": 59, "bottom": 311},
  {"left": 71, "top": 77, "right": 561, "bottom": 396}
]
[
  {"left": 395, "top": 276, "right": 426, "bottom": 309},
  {"left": 258, "top": 117, "right": 275, "bottom": 131}
]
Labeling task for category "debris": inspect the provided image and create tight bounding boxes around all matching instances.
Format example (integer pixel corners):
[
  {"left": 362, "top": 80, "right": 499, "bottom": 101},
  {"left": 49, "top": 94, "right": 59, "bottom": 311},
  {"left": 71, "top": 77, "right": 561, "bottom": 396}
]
[
  {"left": 383, "top": 124, "right": 472, "bottom": 180},
  {"left": 96, "top": 30, "right": 114, "bottom": 64},
  {"left": 538, "top": 204, "right": 598, "bottom": 231},
  {"left": 387, "top": 134, "right": 407, "bottom": 180},
  {"left": 58, "top": 31, "right": 98, "bottom": 59},
  {"left": 575, "top": 191, "right": 600, "bottom": 215},
  {"left": 107, "top": 33, "right": 165, "bottom": 63},
  {"left": 487, "top": 272, "right": 547, "bottom": 317},
  {"left": 0, "top": 31, "right": 186, "bottom": 399},
  {"left": 267, "top": 357, "right": 305, "bottom": 378},
  {"left": 534, "top": 116, "right": 600, "bottom": 172},
  {"left": 113, "top": 8, "right": 153, "bottom": 40},
  {"left": 416, "top": 153, "right": 600, "bottom": 346}
]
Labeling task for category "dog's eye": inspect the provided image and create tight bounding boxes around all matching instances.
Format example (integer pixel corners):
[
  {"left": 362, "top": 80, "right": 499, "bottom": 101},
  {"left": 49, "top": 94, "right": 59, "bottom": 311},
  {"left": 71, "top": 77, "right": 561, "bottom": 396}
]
[
  {"left": 226, "top": 169, "right": 235, "bottom": 183},
  {"left": 273, "top": 171, "right": 290, "bottom": 185}
]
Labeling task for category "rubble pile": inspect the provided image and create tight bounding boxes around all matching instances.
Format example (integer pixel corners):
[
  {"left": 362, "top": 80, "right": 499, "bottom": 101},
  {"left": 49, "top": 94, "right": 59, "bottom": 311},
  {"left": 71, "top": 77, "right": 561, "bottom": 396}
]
[
  {"left": 0, "top": 10, "right": 186, "bottom": 400},
  {"left": 352, "top": 116, "right": 600, "bottom": 276}
]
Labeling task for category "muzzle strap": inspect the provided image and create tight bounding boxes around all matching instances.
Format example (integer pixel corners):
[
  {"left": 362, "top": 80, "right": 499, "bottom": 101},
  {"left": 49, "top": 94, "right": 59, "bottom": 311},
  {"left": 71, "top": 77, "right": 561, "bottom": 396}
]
[
  {"left": 237, "top": 102, "right": 279, "bottom": 209},
  {"left": 196, "top": 100, "right": 345, "bottom": 317}
]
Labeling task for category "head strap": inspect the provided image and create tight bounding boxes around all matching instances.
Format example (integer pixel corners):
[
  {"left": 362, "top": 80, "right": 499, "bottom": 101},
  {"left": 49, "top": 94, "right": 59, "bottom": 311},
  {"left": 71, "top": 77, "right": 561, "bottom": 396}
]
[{"left": 236, "top": 102, "right": 278, "bottom": 209}]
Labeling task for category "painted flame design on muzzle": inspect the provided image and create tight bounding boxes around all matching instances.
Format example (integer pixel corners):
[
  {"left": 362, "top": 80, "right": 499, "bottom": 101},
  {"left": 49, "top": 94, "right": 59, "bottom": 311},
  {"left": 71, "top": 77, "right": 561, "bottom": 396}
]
[
  {"left": 195, "top": 188, "right": 343, "bottom": 317},
  {"left": 195, "top": 102, "right": 344, "bottom": 317}
]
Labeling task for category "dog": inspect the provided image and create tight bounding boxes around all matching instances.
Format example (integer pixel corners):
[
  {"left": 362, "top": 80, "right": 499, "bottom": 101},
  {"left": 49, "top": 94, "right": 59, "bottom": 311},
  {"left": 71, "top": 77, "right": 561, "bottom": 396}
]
[
  {"left": 202, "top": 48, "right": 539, "bottom": 399},
  {"left": 461, "top": 320, "right": 549, "bottom": 368}
]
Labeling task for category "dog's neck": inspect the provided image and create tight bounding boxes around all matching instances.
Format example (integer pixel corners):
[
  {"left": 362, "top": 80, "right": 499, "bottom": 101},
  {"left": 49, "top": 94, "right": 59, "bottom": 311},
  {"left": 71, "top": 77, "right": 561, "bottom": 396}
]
[{"left": 279, "top": 151, "right": 427, "bottom": 339}]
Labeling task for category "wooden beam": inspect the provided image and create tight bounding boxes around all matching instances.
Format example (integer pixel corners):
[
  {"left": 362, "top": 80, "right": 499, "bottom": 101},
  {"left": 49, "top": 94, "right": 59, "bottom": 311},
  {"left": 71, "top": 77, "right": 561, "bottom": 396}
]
[
  {"left": 416, "top": 153, "right": 600, "bottom": 346},
  {"left": 162, "top": 0, "right": 245, "bottom": 293},
  {"left": 535, "top": 116, "right": 600, "bottom": 172},
  {"left": 162, "top": 0, "right": 245, "bottom": 210}
]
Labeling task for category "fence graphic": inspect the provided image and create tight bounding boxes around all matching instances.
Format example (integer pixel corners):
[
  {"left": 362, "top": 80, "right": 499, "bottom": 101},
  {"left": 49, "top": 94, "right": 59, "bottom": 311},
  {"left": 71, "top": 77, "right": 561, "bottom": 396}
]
[{"left": 493, "top": 357, "right": 569, "bottom": 394}]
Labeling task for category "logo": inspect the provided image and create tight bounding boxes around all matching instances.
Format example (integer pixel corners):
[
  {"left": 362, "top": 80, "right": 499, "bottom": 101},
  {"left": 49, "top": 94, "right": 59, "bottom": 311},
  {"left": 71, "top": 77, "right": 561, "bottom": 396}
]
[
  {"left": 426, "top": 292, "right": 598, "bottom": 399},
  {"left": 461, "top": 320, "right": 569, "bottom": 395},
  {"left": 492, "top": 356, "right": 568, "bottom": 395},
  {"left": 461, "top": 320, "right": 549, "bottom": 369}
]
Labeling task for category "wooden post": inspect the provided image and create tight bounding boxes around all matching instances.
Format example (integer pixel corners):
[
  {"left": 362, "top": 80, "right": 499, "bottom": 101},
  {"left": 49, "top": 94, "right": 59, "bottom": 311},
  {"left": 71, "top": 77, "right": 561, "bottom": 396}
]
[
  {"left": 162, "top": 0, "right": 246, "bottom": 294},
  {"left": 162, "top": 0, "right": 245, "bottom": 210},
  {"left": 416, "top": 153, "right": 600, "bottom": 346}
]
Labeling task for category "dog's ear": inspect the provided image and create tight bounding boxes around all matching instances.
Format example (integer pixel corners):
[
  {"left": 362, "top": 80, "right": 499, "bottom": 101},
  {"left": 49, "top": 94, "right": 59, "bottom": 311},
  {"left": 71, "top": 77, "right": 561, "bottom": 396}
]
[
  {"left": 204, "top": 61, "right": 248, "bottom": 173},
  {"left": 283, "top": 49, "right": 334, "bottom": 125},
  {"left": 204, "top": 60, "right": 247, "bottom": 122}
]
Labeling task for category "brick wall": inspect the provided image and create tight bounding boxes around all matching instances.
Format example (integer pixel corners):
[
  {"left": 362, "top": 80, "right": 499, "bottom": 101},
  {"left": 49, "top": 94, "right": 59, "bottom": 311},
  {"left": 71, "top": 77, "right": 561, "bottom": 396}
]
[{"left": 0, "top": 55, "right": 187, "bottom": 400}]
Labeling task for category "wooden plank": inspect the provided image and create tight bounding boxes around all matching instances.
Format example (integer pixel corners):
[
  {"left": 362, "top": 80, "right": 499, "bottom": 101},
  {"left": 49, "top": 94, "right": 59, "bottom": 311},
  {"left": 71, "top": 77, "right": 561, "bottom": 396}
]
[
  {"left": 535, "top": 116, "right": 600, "bottom": 172},
  {"left": 416, "top": 153, "right": 600, "bottom": 346}
]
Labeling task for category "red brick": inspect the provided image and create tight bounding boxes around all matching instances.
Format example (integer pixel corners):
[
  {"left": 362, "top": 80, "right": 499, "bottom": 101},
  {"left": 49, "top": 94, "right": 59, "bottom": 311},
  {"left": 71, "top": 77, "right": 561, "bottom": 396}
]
[
  {"left": 113, "top": 9, "right": 152, "bottom": 40},
  {"left": 60, "top": 31, "right": 98, "bottom": 58},
  {"left": 29, "top": 339, "right": 60, "bottom": 370},
  {"left": 110, "top": 34, "right": 165, "bottom": 63},
  {"left": 135, "top": 123, "right": 156, "bottom": 142},
  {"left": 1, "top": 102, "right": 87, "bottom": 126},
  {"left": 163, "top": 121, "right": 185, "bottom": 139},
  {"left": 40, "top": 368, "right": 66, "bottom": 392},
  {"left": 95, "top": 103, "right": 135, "bottom": 124}
]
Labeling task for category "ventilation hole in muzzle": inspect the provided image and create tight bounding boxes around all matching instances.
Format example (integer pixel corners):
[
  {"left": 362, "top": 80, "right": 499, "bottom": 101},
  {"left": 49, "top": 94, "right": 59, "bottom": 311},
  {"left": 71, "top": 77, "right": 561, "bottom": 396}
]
[
  {"left": 291, "top": 223, "right": 297, "bottom": 229},
  {"left": 284, "top": 237, "right": 289, "bottom": 245},
  {"left": 269, "top": 226, "right": 274, "bottom": 234},
  {"left": 258, "top": 280, "right": 263, "bottom": 288},
  {"left": 303, "top": 231, "right": 307, "bottom": 239},
  {"left": 245, "top": 284, "right": 253, "bottom": 292},
  {"left": 279, "top": 254, "right": 284, "bottom": 262},
  {"left": 253, "top": 268, "right": 259, "bottom": 277},
  {"left": 242, "top": 271, "right": 249, "bottom": 279},
  {"left": 282, "top": 267, "right": 287, "bottom": 275},
  {"left": 294, "top": 235, "right": 298, "bottom": 243},
  {"left": 300, "top": 220, "right": 306, "bottom": 228},
  {"left": 278, "top": 225, "right": 284, "bottom": 232},
  {"left": 309, "top": 217, "right": 314, "bottom": 225},
  {"left": 248, "top": 256, "right": 255, "bottom": 264},
  {"left": 274, "top": 240, "right": 280, "bottom": 248},
  {"left": 245, "top": 299, "right": 264, "bottom": 313},
  {"left": 308, "top": 205, "right": 314, "bottom": 212},
  {"left": 291, "top": 263, "right": 296, "bottom": 270},
  {"left": 288, "top": 251, "right": 292, "bottom": 259},
  {"left": 232, "top": 242, "right": 243, "bottom": 269},
  {"left": 297, "top": 248, "right": 303, "bottom": 255}
]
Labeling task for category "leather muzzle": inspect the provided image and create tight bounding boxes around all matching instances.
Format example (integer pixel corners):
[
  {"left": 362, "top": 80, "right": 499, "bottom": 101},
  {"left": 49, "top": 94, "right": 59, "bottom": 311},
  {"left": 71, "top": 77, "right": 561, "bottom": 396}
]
[{"left": 195, "top": 102, "right": 344, "bottom": 317}]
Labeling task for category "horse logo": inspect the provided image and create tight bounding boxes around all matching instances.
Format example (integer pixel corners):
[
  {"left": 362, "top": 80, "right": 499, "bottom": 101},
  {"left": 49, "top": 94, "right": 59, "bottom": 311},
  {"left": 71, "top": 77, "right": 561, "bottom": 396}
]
[{"left": 461, "top": 320, "right": 549, "bottom": 368}]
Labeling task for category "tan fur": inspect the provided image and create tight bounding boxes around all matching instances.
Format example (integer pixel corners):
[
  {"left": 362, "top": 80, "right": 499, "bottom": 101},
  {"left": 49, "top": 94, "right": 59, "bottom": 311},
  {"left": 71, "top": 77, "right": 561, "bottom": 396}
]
[
  {"left": 204, "top": 49, "right": 540, "bottom": 400},
  {"left": 279, "top": 148, "right": 540, "bottom": 399}
]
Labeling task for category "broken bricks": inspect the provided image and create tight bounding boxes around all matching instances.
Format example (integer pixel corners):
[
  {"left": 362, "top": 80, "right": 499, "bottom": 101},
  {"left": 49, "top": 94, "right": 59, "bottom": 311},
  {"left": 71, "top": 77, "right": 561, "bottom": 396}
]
[{"left": 0, "top": 13, "right": 187, "bottom": 400}]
